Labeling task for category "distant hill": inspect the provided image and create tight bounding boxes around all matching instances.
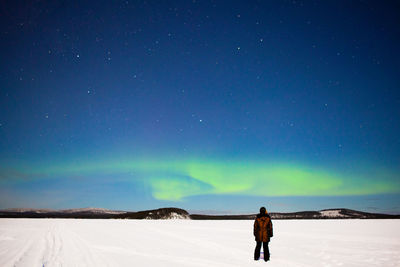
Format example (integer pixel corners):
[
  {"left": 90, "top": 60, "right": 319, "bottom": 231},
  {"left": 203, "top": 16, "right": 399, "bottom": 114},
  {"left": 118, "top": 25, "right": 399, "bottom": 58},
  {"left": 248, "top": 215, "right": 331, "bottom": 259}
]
[
  {"left": 0, "top": 207, "right": 398, "bottom": 219},
  {"left": 191, "top": 208, "right": 400, "bottom": 220},
  {"left": 0, "top": 207, "right": 127, "bottom": 219},
  {"left": 118, "top": 207, "right": 190, "bottom": 220},
  {"left": 0, "top": 207, "right": 189, "bottom": 219},
  {"left": 272, "top": 208, "right": 400, "bottom": 219}
]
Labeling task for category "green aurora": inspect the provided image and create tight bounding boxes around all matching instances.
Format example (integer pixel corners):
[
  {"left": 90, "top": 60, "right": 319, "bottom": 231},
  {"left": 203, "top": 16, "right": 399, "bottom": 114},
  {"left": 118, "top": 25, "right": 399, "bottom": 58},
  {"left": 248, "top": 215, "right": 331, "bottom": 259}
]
[{"left": 2, "top": 158, "right": 399, "bottom": 201}]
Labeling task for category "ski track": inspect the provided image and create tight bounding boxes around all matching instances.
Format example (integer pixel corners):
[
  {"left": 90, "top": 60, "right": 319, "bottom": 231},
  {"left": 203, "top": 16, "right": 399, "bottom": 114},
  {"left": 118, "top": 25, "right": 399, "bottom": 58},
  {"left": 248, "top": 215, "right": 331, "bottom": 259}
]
[{"left": 0, "top": 219, "right": 399, "bottom": 266}]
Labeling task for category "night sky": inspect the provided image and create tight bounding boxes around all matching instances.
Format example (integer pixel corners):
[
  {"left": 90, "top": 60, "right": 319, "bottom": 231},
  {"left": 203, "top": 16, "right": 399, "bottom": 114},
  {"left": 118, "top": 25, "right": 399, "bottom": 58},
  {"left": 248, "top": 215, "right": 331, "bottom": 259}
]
[{"left": 1, "top": 1, "right": 399, "bottom": 214}]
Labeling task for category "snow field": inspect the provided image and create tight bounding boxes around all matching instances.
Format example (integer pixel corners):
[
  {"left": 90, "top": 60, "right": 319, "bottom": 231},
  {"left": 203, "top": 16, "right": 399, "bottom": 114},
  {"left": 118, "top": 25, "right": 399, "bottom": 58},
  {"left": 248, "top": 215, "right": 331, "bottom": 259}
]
[{"left": 0, "top": 219, "right": 399, "bottom": 266}]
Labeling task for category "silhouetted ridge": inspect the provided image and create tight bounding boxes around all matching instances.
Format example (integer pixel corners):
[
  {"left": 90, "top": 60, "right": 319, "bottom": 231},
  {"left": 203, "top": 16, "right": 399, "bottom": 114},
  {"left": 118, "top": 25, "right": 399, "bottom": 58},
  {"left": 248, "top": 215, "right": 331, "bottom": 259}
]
[
  {"left": 119, "top": 207, "right": 189, "bottom": 219},
  {"left": 0, "top": 207, "right": 398, "bottom": 219}
]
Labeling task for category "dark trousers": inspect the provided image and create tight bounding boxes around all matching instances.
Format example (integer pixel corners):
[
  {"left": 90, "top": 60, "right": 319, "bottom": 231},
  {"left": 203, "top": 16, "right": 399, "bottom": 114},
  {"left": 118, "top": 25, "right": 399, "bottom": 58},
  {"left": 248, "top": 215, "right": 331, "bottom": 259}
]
[{"left": 254, "top": 241, "right": 270, "bottom": 260}]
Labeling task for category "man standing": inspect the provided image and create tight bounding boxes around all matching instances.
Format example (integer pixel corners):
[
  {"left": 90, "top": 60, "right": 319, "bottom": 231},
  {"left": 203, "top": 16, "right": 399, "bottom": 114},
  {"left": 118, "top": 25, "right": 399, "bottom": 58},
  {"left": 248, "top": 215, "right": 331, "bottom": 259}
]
[{"left": 253, "top": 206, "right": 273, "bottom": 261}]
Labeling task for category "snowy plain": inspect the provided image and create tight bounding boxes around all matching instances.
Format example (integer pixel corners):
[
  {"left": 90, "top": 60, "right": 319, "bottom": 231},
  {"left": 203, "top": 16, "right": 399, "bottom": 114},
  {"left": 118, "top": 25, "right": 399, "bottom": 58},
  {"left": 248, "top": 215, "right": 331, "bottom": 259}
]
[{"left": 0, "top": 219, "right": 399, "bottom": 267}]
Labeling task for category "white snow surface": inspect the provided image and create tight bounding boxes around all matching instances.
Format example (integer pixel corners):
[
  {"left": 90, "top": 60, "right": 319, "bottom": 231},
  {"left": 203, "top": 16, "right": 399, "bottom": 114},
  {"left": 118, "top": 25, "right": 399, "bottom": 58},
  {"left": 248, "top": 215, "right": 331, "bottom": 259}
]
[
  {"left": 0, "top": 219, "right": 399, "bottom": 267},
  {"left": 320, "top": 210, "right": 348, "bottom": 218},
  {"left": 145, "top": 212, "right": 190, "bottom": 220}
]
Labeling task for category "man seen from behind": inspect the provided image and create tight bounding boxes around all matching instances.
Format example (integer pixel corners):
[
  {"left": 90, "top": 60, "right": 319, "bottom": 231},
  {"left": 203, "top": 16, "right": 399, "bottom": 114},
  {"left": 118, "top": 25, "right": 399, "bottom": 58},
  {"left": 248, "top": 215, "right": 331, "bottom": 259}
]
[{"left": 253, "top": 206, "right": 273, "bottom": 261}]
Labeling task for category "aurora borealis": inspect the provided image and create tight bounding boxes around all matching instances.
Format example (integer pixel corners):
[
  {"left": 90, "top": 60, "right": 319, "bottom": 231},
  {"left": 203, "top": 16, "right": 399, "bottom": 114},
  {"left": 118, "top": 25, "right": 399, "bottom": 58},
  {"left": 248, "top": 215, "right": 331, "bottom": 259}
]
[
  {"left": 4, "top": 158, "right": 399, "bottom": 200},
  {"left": 0, "top": 1, "right": 399, "bottom": 213}
]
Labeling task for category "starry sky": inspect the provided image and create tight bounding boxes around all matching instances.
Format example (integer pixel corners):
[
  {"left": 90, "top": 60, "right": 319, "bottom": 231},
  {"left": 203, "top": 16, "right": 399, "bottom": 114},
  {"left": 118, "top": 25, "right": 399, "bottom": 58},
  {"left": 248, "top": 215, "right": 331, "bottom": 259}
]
[{"left": 0, "top": 0, "right": 399, "bottom": 214}]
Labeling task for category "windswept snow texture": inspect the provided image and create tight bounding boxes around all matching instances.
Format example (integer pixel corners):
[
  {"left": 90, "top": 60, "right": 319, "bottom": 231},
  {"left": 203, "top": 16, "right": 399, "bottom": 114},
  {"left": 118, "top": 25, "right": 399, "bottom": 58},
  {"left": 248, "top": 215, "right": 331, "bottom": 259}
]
[{"left": 0, "top": 219, "right": 399, "bottom": 266}]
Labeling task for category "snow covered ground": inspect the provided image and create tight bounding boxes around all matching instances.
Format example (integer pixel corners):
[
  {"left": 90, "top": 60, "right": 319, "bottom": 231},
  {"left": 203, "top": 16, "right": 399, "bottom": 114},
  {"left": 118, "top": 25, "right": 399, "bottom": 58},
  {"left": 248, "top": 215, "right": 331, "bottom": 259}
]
[
  {"left": 319, "top": 210, "right": 348, "bottom": 218},
  {"left": 0, "top": 219, "right": 399, "bottom": 267}
]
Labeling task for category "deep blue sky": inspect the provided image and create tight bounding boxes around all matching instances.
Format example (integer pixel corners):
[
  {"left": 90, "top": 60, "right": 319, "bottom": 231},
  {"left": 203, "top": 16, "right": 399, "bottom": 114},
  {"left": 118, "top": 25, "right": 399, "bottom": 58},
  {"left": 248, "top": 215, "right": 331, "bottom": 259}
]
[{"left": 0, "top": 1, "right": 399, "bottom": 214}]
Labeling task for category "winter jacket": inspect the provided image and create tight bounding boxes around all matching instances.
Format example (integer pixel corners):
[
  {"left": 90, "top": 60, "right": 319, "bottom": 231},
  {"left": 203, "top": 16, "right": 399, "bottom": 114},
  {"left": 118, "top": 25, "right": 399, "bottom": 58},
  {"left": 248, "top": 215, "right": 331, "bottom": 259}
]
[{"left": 253, "top": 213, "right": 273, "bottom": 242}]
